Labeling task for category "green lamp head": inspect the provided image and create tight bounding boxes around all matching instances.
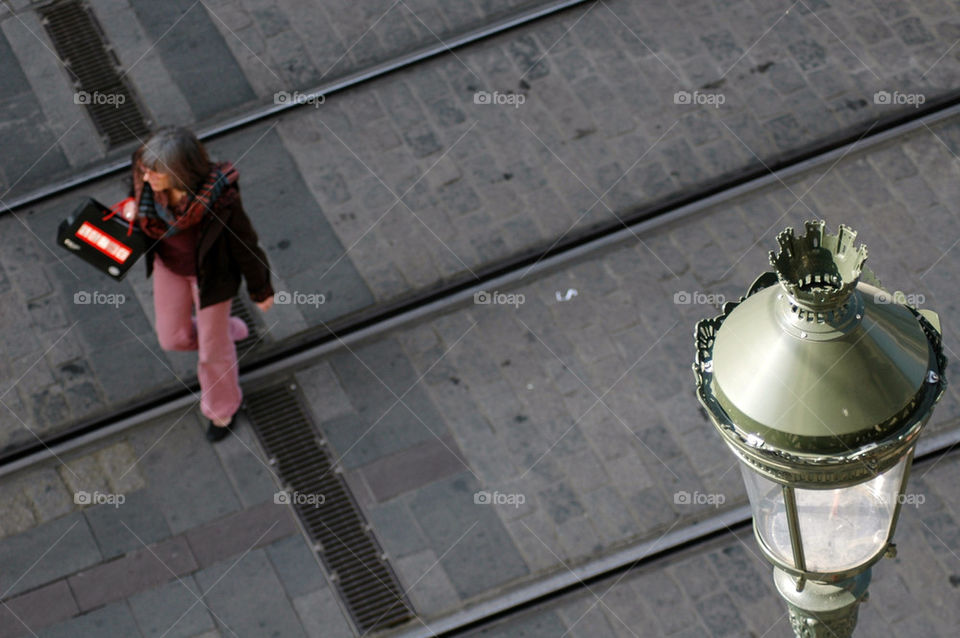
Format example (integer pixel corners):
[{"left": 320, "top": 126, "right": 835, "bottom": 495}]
[{"left": 693, "top": 221, "right": 946, "bottom": 488}]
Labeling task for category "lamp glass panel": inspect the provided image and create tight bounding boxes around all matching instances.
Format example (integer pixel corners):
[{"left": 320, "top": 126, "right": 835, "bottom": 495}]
[
  {"left": 739, "top": 462, "right": 794, "bottom": 568},
  {"left": 794, "top": 455, "right": 907, "bottom": 573},
  {"left": 739, "top": 456, "right": 909, "bottom": 573}
]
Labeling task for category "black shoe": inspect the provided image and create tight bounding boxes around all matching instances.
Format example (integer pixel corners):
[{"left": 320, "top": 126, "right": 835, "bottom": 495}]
[{"left": 206, "top": 417, "right": 235, "bottom": 442}]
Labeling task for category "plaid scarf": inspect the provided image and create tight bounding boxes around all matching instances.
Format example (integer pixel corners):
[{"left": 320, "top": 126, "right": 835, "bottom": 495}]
[{"left": 136, "top": 162, "right": 238, "bottom": 239}]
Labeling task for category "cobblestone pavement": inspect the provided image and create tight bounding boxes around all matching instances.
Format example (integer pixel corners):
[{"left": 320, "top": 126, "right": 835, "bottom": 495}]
[
  {"left": 4, "top": 0, "right": 960, "bottom": 451},
  {"left": 2, "top": 110, "right": 960, "bottom": 635},
  {"left": 460, "top": 449, "right": 960, "bottom": 638},
  {"left": 0, "top": 0, "right": 542, "bottom": 196},
  {"left": 0, "top": 410, "right": 356, "bottom": 638},
  {"left": 3, "top": 2, "right": 960, "bottom": 633}
]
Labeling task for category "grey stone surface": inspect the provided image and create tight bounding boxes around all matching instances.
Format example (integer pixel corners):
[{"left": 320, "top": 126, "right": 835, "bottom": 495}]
[
  {"left": 0, "top": 2, "right": 960, "bottom": 634},
  {"left": 0, "top": 580, "right": 78, "bottom": 638},
  {"left": 37, "top": 601, "right": 143, "bottom": 638},
  {"left": 292, "top": 587, "right": 355, "bottom": 638},
  {"left": 0, "top": 512, "right": 101, "bottom": 597},
  {"left": 395, "top": 548, "right": 462, "bottom": 618},
  {"left": 264, "top": 534, "right": 326, "bottom": 599},
  {"left": 0, "top": 33, "right": 68, "bottom": 192},
  {"left": 407, "top": 472, "right": 529, "bottom": 599},
  {"left": 128, "top": 413, "right": 242, "bottom": 534},
  {"left": 0, "top": 13, "right": 103, "bottom": 168},
  {"left": 193, "top": 549, "right": 307, "bottom": 638},
  {"left": 322, "top": 337, "right": 449, "bottom": 468},
  {"left": 127, "top": 574, "right": 216, "bottom": 638},
  {"left": 360, "top": 434, "right": 467, "bottom": 502},
  {"left": 6, "top": 0, "right": 960, "bottom": 454},
  {"left": 210, "top": 411, "right": 279, "bottom": 508},
  {"left": 83, "top": 489, "right": 171, "bottom": 560},
  {"left": 88, "top": 0, "right": 195, "bottom": 128},
  {"left": 68, "top": 535, "right": 197, "bottom": 611},
  {"left": 128, "top": 0, "right": 256, "bottom": 122},
  {"left": 184, "top": 500, "right": 296, "bottom": 568},
  {"left": 368, "top": 496, "right": 430, "bottom": 560}
]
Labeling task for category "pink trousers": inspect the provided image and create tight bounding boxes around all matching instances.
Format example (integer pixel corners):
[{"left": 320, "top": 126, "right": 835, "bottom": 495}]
[{"left": 152, "top": 257, "right": 242, "bottom": 424}]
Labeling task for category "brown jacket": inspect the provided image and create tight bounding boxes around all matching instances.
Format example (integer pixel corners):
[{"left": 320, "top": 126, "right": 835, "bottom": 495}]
[{"left": 145, "top": 183, "right": 274, "bottom": 308}]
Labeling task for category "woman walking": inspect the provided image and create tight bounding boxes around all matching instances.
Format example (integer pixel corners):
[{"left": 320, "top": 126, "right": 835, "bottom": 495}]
[{"left": 123, "top": 127, "right": 274, "bottom": 442}]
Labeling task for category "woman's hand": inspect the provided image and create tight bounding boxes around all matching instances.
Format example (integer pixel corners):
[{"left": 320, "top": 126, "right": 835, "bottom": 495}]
[
  {"left": 255, "top": 295, "right": 274, "bottom": 312},
  {"left": 121, "top": 198, "right": 137, "bottom": 221}
]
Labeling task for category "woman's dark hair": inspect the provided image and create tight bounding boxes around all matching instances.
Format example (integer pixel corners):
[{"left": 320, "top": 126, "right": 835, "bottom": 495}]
[{"left": 138, "top": 127, "right": 211, "bottom": 194}]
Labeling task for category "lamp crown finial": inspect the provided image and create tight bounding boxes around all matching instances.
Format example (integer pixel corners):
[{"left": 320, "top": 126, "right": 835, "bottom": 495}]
[{"left": 769, "top": 220, "right": 867, "bottom": 312}]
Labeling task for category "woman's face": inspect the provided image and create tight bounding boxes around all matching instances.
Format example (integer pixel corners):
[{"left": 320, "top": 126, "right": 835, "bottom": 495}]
[{"left": 142, "top": 165, "right": 174, "bottom": 193}]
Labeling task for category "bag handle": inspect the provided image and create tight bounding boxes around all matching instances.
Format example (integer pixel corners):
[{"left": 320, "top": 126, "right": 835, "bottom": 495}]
[{"left": 103, "top": 197, "right": 136, "bottom": 236}]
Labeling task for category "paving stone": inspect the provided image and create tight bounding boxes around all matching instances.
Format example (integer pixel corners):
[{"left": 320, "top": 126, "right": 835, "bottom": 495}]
[
  {"left": 58, "top": 451, "right": 111, "bottom": 501},
  {"left": 0, "top": 579, "right": 78, "bottom": 638},
  {"left": 127, "top": 574, "right": 215, "bottom": 638},
  {"left": 407, "top": 471, "right": 528, "bottom": 598},
  {"left": 555, "top": 514, "right": 604, "bottom": 559},
  {"left": 185, "top": 500, "right": 296, "bottom": 568},
  {"left": 708, "top": 544, "right": 770, "bottom": 603},
  {"left": 83, "top": 489, "right": 171, "bottom": 560},
  {"left": 95, "top": 440, "right": 147, "bottom": 495},
  {"left": 209, "top": 413, "right": 278, "bottom": 508},
  {"left": 130, "top": 414, "right": 242, "bottom": 534},
  {"left": 37, "top": 600, "right": 142, "bottom": 638},
  {"left": 291, "top": 586, "right": 354, "bottom": 638},
  {"left": 360, "top": 434, "right": 468, "bottom": 502},
  {"left": 21, "top": 466, "right": 73, "bottom": 524},
  {"left": 68, "top": 535, "right": 197, "bottom": 611},
  {"left": 193, "top": 549, "right": 307, "bottom": 638},
  {"left": 85, "top": 337, "right": 174, "bottom": 407},
  {"left": 395, "top": 548, "right": 462, "bottom": 617},
  {"left": 557, "top": 596, "right": 621, "bottom": 638},
  {"left": 694, "top": 591, "right": 750, "bottom": 638},
  {"left": 88, "top": 0, "right": 194, "bottom": 126},
  {"left": 0, "top": 479, "right": 37, "bottom": 538},
  {"left": 265, "top": 534, "right": 326, "bottom": 599},
  {"left": 465, "top": 608, "right": 568, "bottom": 638},
  {"left": 129, "top": 0, "right": 256, "bottom": 121},
  {"left": 2, "top": 13, "right": 104, "bottom": 169},
  {"left": 325, "top": 338, "right": 447, "bottom": 466},
  {"left": 578, "top": 485, "right": 637, "bottom": 544},
  {"left": 630, "top": 572, "right": 698, "bottom": 635},
  {"left": 0, "top": 97, "right": 69, "bottom": 197}
]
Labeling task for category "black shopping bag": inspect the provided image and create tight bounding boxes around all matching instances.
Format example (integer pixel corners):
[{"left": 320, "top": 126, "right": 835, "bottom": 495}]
[{"left": 57, "top": 197, "right": 149, "bottom": 281}]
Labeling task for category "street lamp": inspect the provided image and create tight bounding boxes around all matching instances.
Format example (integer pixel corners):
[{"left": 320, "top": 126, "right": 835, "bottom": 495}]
[{"left": 692, "top": 221, "right": 946, "bottom": 637}]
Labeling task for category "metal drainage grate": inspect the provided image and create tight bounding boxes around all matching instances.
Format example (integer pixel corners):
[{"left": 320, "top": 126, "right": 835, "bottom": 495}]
[
  {"left": 39, "top": 0, "right": 150, "bottom": 148},
  {"left": 244, "top": 381, "right": 415, "bottom": 632},
  {"left": 230, "top": 296, "right": 260, "bottom": 357}
]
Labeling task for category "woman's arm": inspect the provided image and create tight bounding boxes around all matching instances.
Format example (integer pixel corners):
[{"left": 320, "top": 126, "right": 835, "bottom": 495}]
[{"left": 222, "top": 186, "right": 275, "bottom": 309}]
